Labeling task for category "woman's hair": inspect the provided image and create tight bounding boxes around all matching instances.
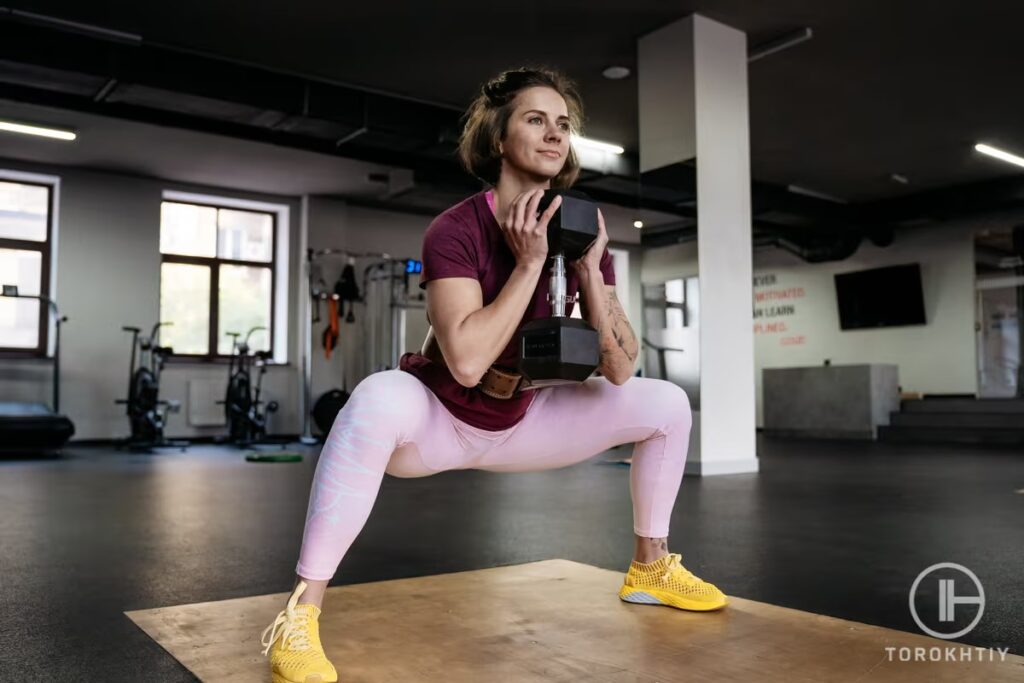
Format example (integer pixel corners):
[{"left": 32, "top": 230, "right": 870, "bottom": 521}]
[{"left": 458, "top": 67, "right": 584, "bottom": 188}]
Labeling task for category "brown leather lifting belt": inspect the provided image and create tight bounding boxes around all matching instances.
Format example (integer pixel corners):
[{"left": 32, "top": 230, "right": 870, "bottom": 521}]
[{"left": 420, "top": 330, "right": 531, "bottom": 400}]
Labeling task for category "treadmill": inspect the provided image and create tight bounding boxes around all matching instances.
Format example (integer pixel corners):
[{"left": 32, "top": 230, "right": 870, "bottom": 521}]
[{"left": 1, "top": 285, "right": 75, "bottom": 454}]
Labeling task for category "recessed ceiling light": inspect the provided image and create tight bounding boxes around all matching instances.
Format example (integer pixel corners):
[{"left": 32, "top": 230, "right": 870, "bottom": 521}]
[
  {"left": 975, "top": 143, "right": 1024, "bottom": 169},
  {"left": 602, "top": 66, "right": 631, "bottom": 80},
  {"left": 0, "top": 120, "right": 77, "bottom": 141},
  {"left": 571, "top": 134, "right": 624, "bottom": 155},
  {"left": 633, "top": 220, "right": 644, "bottom": 229}
]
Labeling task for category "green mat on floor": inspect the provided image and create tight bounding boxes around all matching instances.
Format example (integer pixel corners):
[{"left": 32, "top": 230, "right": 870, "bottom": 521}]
[{"left": 245, "top": 452, "right": 303, "bottom": 463}]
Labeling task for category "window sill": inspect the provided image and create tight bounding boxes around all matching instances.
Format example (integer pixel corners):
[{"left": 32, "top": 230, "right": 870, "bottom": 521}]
[{"left": 0, "top": 351, "right": 50, "bottom": 361}]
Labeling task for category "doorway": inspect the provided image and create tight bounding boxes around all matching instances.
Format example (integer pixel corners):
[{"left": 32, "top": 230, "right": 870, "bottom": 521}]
[{"left": 974, "top": 228, "right": 1023, "bottom": 398}]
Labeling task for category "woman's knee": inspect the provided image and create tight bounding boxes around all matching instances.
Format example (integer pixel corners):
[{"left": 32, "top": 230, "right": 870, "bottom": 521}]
[
  {"left": 631, "top": 378, "right": 692, "bottom": 432},
  {"left": 329, "top": 370, "right": 431, "bottom": 438},
  {"left": 351, "top": 369, "right": 423, "bottom": 399}
]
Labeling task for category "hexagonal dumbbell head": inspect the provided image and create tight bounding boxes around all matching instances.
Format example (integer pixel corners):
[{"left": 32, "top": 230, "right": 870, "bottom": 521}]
[
  {"left": 536, "top": 189, "right": 599, "bottom": 261},
  {"left": 518, "top": 317, "right": 600, "bottom": 387}
]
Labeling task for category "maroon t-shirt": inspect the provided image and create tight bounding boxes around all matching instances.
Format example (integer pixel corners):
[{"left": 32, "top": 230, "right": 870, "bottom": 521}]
[{"left": 399, "top": 190, "right": 615, "bottom": 431}]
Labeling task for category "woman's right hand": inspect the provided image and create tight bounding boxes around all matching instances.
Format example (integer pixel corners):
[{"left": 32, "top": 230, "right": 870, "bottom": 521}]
[{"left": 500, "top": 189, "right": 561, "bottom": 269}]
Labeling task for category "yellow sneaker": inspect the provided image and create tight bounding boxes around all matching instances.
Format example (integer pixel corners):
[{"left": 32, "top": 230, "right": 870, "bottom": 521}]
[
  {"left": 260, "top": 580, "right": 339, "bottom": 683},
  {"left": 618, "top": 553, "right": 728, "bottom": 611}
]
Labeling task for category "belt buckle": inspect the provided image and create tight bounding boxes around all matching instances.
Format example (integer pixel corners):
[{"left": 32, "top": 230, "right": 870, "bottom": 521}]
[{"left": 478, "top": 366, "right": 522, "bottom": 400}]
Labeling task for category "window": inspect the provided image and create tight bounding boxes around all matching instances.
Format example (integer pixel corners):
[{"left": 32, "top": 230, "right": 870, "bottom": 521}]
[
  {"left": 159, "top": 200, "right": 276, "bottom": 358},
  {"left": 665, "top": 279, "right": 686, "bottom": 328},
  {"left": 643, "top": 276, "right": 698, "bottom": 331},
  {"left": 0, "top": 179, "right": 52, "bottom": 356}
]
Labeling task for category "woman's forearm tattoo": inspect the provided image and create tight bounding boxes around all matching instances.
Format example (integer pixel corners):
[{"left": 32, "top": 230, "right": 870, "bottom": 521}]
[
  {"left": 579, "top": 287, "right": 638, "bottom": 374},
  {"left": 605, "top": 291, "right": 638, "bottom": 362}
]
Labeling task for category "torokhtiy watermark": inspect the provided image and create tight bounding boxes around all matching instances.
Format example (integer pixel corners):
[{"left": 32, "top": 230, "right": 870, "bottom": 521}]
[{"left": 884, "top": 563, "right": 1010, "bottom": 663}]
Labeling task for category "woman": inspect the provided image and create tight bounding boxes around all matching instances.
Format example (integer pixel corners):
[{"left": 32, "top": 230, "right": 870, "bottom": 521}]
[{"left": 260, "top": 67, "right": 727, "bottom": 683}]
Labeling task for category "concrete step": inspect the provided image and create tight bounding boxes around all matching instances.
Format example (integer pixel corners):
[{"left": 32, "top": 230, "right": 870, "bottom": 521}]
[
  {"left": 901, "top": 398, "right": 1024, "bottom": 414},
  {"left": 878, "top": 425, "right": 1024, "bottom": 446},
  {"left": 889, "top": 412, "right": 1024, "bottom": 429}
]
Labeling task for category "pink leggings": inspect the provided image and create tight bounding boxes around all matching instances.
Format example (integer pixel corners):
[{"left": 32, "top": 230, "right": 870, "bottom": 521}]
[{"left": 296, "top": 370, "right": 692, "bottom": 581}]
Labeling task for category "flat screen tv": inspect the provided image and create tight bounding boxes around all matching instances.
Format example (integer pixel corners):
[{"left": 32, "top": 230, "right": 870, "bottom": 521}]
[{"left": 834, "top": 263, "right": 926, "bottom": 330}]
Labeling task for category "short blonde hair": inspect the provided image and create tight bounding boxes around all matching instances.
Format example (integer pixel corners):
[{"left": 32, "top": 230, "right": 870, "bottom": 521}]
[{"left": 458, "top": 67, "right": 583, "bottom": 188}]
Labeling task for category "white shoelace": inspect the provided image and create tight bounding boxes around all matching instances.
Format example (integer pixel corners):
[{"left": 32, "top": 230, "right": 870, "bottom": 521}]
[
  {"left": 260, "top": 581, "right": 313, "bottom": 656},
  {"left": 661, "top": 553, "right": 700, "bottom": 584}
]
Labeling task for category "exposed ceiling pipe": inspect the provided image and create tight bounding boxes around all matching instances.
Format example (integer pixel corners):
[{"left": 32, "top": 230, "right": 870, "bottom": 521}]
[
  {"left": 2, "top": 8, "right": 142, "bottom": 45},
  {"left": 753, "top": 233, "right": 863, "bottom": 263},
  {"left": 748, "top": 27, "right": 813, "bottom": 63}
]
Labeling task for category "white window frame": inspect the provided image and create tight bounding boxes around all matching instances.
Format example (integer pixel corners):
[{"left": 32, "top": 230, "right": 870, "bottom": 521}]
[
  {"left": 161, "top": 190, "right": 290, "bottom": 363},
  {"left": 0, "top": 169, "right": 61, "bottom": 357}
]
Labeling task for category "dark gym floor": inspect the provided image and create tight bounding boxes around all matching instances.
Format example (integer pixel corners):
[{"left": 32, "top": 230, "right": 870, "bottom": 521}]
[{"left": 1, "top": 436, "right": 1021, "bottom": 681}]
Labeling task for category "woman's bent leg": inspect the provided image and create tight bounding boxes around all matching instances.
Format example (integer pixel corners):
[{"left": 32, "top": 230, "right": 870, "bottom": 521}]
[
  {"left": 294, "top": 370, "right": 464, "bottom": 583},
  {"left": 263, "top": 372, "right": 480, "bottom": 682}
]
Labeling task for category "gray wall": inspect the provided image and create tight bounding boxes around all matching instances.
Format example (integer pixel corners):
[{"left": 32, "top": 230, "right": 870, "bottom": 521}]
[{"left": 639, "top": 213, "right": 999, "bottom": 426}]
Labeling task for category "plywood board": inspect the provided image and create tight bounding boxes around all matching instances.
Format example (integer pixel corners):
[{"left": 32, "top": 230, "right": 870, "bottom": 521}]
[{"left": 126, "top": 559, "right": 1022, "bottom": 682}]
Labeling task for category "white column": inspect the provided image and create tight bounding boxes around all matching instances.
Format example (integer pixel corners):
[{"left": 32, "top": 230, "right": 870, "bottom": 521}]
[{"left": 638, "top": 14, "right": 758, "bottom": 476}]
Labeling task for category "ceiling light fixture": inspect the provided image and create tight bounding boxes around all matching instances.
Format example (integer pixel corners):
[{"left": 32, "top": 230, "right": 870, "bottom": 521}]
[
  {"left": 572, "top": 135, "right": 624, "bottom": 155},
  {"left": 975, "top": 143, "right": 1024, "bottom": 169},
  {"left": 0, "top": 120, "right": 77, "bottom": 141},
  {"left": 602, "top": 66, "right": 631, "bottom": 80},
  {"left": 786, "top": 183, "right": 847, "bottom": 204},
  {"left": 633, "top": 220, "right": 644, "bottom": 229}
]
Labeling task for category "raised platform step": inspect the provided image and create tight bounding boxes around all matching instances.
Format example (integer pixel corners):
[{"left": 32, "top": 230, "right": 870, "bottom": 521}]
[
  {"left": 902, "top": 398, "right": 1024, "bottom": 414},
  {"left": 890, "top": 412, "right": 1024, "bottom": 429},
  {"left": 878, "top": 425, "right": 1024, "bottom": 446}
]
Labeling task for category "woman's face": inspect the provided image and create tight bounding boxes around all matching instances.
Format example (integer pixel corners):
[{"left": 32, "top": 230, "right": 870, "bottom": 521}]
[{"left": 499, "top": 86, "right": 571, "bottom": 181}]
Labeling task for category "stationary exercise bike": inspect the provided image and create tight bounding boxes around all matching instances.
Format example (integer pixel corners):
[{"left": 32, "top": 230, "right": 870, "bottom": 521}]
[
  {"left": 221, "top": 326, "right": 279, "bottom": 446},
  {"left": 116, "top": 323, "right": 186, "bottom": 450}
]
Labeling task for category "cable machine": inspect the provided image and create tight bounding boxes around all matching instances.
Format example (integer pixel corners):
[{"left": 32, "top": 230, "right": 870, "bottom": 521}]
[
  {"left": 299, "top": 247, "right": 425, "bottom": 442},
  {"left": 361, "top": 258, "right": 426, "bottom": 375}
]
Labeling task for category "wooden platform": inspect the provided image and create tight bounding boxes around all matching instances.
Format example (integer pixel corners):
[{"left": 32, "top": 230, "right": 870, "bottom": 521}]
[{"left": 126, "top": 560, "right": 1022, "bottom": 682}]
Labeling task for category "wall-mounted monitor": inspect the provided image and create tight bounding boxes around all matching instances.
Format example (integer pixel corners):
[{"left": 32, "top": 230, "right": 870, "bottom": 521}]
[{"left": 834, "top": 263, "right": 926, "bottom": 330}]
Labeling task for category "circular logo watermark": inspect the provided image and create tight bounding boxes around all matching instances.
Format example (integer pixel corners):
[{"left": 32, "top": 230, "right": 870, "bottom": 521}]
[{"left": 909, "top": 562, "right": 984, "bottom": 639}]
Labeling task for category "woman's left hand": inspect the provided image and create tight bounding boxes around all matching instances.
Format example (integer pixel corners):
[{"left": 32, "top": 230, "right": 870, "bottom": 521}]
[{"left": 571, "top": 207, "right": 608, "bottom": 278}]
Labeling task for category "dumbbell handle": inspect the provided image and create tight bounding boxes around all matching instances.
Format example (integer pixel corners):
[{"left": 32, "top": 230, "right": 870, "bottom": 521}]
[{"left": 547, "top": 254, "right": 574, "bottom": 317}]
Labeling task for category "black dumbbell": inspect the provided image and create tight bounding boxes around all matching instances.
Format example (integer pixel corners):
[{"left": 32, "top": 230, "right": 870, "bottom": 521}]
[{"left": 518, "top": 190, "right": 601, "bottom": 388}]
